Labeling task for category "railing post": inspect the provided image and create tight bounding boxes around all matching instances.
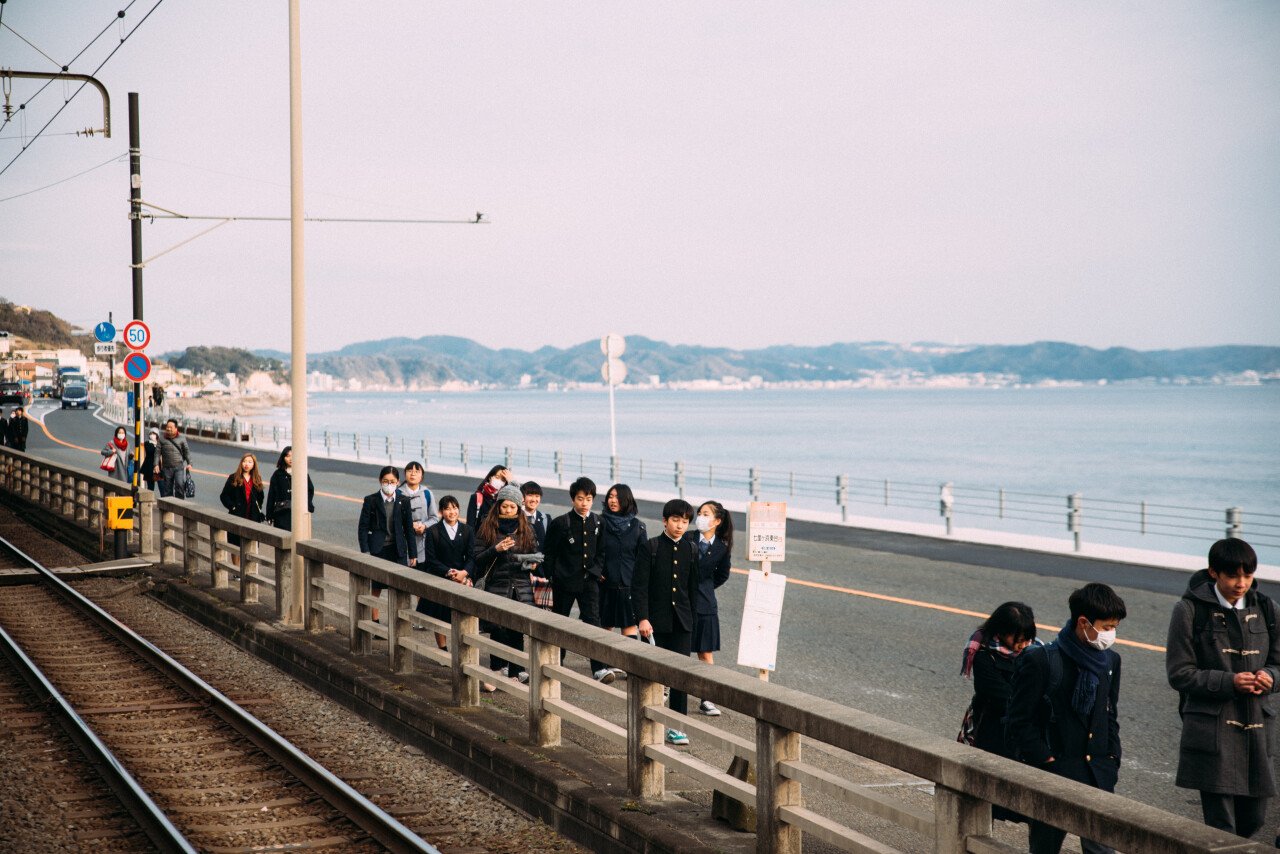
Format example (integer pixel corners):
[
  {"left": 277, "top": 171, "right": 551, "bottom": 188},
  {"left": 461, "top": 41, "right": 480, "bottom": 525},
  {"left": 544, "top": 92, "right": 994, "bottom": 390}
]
[
  {"left": 884, "top": 478, "right": 890, "bottom": 506},
  {"left": 505, "top": 446, "right": 513, "bottom": 471},
  {"left": 750, "top": 467, "right": 760, "bottom": 502},
  {"left": 628, "top": 676, "right": 665, "bottom": 799},
  {"left": 324, "top": 430, "right": 331, "bottom": 457},
  {"left": 528, "top": 636, "right": 561, "bottom": 747},
  {"left": 932, "top": 784, "right": 992, "bottom": 854},
  {"left": 756, "top": 720, "right": 801, "bottom": 854},
  {"left": 1226, "top": 506, "right": 1243, "bottom": 539},
  {"left": 388, "top": 586, "right": 412, "bottom": 674},
  {"left": 554, "top": 450, "right": 563, "bottom": 485},
  {"left": 674, "top": 461, "right": 685, "bottom": 500},
  {"left": 303, "top": 556, "right": 324, "bottom": 631},
  {"left": 421, "top": 438, "right": 429, "bottom": 470},
  {"left": 1140, "top": 500, "right": 1146, "bottom": 535},
  {"left": 386, "top": 434, "right": 393, "bottom": 463},
  {"left": 452, "top": 612, "right": 480, "bottom": 708},
  {"left": 940, "top": 482, "right": 954, "bottom": 536},
  {"left": 212, "top": 529, "right": 231, "bottom": 588},
  {"left": 276, "top": 535, "right": 298, "bottom": 624},
  {"left": 354, "top": 433, "right": 361, "bottom": 460},
  {"left": 240, "top": 540, "right": 259, "bottom": 604},
  {"left": 461, "top": 442, "right": 469, "bottom": 474},
  {"left": 162, "top": 510, "right": 179, "bottom": 565},
  {"left": 837, "top": 474, "right": 848, "bottom": 523},
  {"left": 182, "top": 514, "right": 198, "bottom": 577},
  {"left": 610, "top": 455, "right": 619, "bottom": 484},
  {"left": 998, "top": 488, "right": 1005, "bottom": 519},
  {"left": 137, "top": 490, "right": 156, "bottom": 556},
  {"left": 1068, "top": 493, "right": 1083, "bottom": 551},
  {"left": 349, "top": 572, "right": 372, "bottom": 655}
]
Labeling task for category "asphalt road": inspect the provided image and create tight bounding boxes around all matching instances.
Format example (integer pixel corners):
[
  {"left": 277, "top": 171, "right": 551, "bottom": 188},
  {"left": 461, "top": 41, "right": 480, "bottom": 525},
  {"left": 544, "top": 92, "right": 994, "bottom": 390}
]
[{"left": 26, "top": 401, "right": 1277, "bottom": 831}]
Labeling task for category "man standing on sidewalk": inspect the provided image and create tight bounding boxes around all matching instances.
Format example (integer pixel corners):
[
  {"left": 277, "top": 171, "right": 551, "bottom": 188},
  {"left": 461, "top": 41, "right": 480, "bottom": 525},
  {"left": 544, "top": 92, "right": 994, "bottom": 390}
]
[{"left": 156, "top": 419, "right": 192, "bottom": 498}]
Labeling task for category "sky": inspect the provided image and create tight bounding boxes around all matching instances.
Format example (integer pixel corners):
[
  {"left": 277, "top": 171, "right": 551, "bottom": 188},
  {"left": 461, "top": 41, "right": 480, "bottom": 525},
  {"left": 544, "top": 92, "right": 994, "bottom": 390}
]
[{"left": 1, "top": 2, "right": 1278, "bottom": 357}]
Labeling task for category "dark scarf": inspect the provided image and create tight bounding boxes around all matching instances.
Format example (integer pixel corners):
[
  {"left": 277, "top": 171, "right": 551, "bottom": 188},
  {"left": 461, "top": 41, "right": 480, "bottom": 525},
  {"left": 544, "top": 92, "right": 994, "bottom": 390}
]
[
  {"left": 496, "top": 516, "right": 518, "bottom": 536},
  {"left": 603, "top": 509, "right": 635, "bottom": 536},
  {"left": 1056, "top": 621, "right": 1111, "bottom": 716}
]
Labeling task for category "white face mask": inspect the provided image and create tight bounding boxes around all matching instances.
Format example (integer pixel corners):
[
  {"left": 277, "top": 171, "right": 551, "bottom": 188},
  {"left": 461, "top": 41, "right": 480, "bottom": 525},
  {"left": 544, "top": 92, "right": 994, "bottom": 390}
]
[
  {"left": 695, "top": 514, "right": 713, "bottom": 533},
  {"left": 1086, "top": 621, "right": 1116, "bottom": 651},
  {"left": 380, "top": 483, "right": 397, "bottom": 497},
  {"left": 488, "top": 477, "right": 505, "bottom": 490}
]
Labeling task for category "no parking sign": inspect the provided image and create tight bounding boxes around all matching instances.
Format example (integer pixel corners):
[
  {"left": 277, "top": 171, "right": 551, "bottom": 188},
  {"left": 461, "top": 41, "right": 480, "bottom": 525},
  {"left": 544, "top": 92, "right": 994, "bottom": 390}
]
[{"left": 122, "top": 351, "right": 152, "bottom": 383}]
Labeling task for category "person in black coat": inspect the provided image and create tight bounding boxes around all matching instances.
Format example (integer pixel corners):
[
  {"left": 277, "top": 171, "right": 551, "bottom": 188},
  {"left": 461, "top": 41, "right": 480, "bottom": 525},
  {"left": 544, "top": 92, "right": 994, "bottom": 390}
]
[
  {"left": 465, "top": 464, "right": 511, "bottom": 528},
  {"left": 958, "top": 601, "right": 1038, "bottom": 823},
  {"left": 141, "top": 428, "right": 160, "bottom": 491},
  {"left": 265, "top": 446, "right": 315, "bottom": 531},
  {"left": 543, "top": 477, "right": 610, "bottom": 681},
  {"left": 358, "top": 466, "right": 417, "bottom": 615},
  {"left": 468, "top": 484, "right": 544, "bottom": 684},
  {"left": 687, "top": 500, "right": 733, "bottom": 716},
  {"left": 1007, "top": 584, "right": 1126, "bottom": 854},
  {"left": 633, "top": 498, "right": 700, "bottom": 746},
  {"left": 218, "top": 453, "right": 265, "bottom": 553},
  {"left": 6, "top": 407, "right": 28, "bottom": 452},
  {"left": 418, "top": 494, "right": 475, "bottom": 651},
  {"left": 599, "top": 483, "right": 647, "bottom": 648}
]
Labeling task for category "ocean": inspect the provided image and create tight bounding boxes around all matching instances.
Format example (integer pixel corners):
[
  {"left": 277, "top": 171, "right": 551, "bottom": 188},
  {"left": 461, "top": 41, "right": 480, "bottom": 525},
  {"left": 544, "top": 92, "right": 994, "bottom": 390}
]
[{"left": 263, "top": 384, "right": 1280, "bottom": 559}]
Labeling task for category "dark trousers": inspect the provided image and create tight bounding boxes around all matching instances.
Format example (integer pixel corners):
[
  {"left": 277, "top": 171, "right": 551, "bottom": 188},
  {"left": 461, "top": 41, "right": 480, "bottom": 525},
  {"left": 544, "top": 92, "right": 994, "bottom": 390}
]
[
  {"left": 490, "top": 625, "right": 525, "bottom": 676},
  {"left": 1029, "top": 821, "right": 1113, "bottom": 854},
  {"left": 1200, "top": 791, "right": 1268, "bottom": 839},
  {"left": 553, "top": 580, "right": 605, "bottom": 673},
  {"left": 652, "top": 629, "right": 692, "bottom": 717}
]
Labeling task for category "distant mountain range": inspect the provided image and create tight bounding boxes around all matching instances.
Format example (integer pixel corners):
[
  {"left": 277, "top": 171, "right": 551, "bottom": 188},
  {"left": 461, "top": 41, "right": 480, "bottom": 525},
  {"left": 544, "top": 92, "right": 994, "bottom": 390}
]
[{"left": 234, "top": 337, "right": 1280, "bottom": 388}]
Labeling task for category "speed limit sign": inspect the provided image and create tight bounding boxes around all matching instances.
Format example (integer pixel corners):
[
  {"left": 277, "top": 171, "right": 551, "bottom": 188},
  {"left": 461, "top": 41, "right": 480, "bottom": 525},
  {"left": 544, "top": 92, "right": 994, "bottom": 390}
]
[{"left": 122, "top": 320, "right": 151, "bottom": 351}]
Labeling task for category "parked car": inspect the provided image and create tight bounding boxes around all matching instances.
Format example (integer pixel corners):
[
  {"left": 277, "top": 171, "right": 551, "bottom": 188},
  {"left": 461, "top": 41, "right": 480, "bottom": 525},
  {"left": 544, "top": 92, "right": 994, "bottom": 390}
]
[
  {"left": 60, "top": 383, "right": 89, "bottom": 410},
  {"left": 0, "top": 381, "right": 28, "bottom": 406},
  {"left": 36, "top": 385, "right": 57, "bottom": 399}
]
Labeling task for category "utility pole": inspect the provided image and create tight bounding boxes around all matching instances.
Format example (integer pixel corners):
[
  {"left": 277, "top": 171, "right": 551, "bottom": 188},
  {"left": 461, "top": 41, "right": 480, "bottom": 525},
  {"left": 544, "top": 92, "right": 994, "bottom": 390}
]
[
  {"left": 287, "top": 0, "right": 310, "bottom": 625},
  {"left": 128, "top": 93, "right": 144, "bottom": 492}
]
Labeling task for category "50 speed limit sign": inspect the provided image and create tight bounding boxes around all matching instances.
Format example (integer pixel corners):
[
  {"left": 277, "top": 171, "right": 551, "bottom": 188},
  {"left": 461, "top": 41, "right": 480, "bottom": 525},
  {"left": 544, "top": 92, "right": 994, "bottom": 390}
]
[{"left": 122, "top": 320, "right": 151, "bottom": 351}]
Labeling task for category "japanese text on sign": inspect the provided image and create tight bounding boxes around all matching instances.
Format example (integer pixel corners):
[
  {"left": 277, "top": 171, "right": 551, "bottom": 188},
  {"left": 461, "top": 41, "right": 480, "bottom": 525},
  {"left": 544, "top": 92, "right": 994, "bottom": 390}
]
[{"left": 747, "top": 501, "right": 787, "bottom": 562}]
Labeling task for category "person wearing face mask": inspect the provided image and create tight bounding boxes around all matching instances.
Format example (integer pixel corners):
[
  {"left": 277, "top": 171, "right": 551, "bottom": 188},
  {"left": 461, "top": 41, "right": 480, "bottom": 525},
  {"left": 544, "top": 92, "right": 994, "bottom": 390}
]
[
  {"left": 687, "top": 500, "right": 733, "bottom": 716},
  {"left": 141, "top": 429, "right": 161, "bottom": 491},
  {"left": 958, "top": 601, "right": 1039, "bottom": 824},
  {"left": 466, "top": 465, "right": 511, "bottom": 529},
  {"left": 100, "top": 426, "right": 130, "bottom": 482},
  {"left": 358, "top": 466, "right": 417, "bottom": 622},
  {"left": 470, "top": 484, "right": 543, "bottom": 685},
  {"left": 1007, "top": 583, "right": 1127, "bottom": 854}
]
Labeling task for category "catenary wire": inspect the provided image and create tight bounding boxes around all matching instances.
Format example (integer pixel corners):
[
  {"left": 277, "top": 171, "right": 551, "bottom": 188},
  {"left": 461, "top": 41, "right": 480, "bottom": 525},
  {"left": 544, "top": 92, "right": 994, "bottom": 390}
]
[{"left": 0, "top": 151, "right": 125, "bottom": 203}]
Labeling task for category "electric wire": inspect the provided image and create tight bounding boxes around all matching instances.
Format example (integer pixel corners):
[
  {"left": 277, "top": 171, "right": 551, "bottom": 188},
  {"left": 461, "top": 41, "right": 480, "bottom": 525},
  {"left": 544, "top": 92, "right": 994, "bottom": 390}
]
[
  {"left": 0, "top": 150, "right": 124, "bottom": 202},
  {"left": 0, "top": 0, "right": 162, "bottom": 179}
]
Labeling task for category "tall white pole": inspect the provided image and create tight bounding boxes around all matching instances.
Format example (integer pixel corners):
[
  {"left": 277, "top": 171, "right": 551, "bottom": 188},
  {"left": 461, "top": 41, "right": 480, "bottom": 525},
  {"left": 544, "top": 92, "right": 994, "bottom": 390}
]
[
  {"left": 287, "top": 0, "right": 309, "bottom": 625},
  {"left": 607, "top": 362, "right": 617, "bottom": 460}
]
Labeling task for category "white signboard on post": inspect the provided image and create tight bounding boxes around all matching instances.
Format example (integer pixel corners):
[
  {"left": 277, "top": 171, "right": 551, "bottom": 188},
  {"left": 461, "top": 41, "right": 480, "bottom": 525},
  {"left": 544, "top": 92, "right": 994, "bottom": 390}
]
[
  {"left": 747, "top": 501, "right": 787, "bottom": 562},
  {"left": 736, "top": 569, "right": 787, "bottom": 672}
]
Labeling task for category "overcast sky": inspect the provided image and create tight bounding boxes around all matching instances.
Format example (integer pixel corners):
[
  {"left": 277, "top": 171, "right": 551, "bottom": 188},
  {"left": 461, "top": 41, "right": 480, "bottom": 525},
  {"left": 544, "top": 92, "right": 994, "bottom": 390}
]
[{"left": 1, "top": 2, "right": 1277, "bottom": 356}]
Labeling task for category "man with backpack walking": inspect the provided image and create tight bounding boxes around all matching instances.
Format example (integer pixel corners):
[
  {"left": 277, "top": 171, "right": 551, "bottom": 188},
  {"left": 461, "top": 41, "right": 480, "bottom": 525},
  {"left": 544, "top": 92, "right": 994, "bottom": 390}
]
[
  {"left": 1007, "top": 582, "right": 1127, "bottom": 854},
  {"left": 1166, "top": 538, "right": 1280, "bottom": 841}
]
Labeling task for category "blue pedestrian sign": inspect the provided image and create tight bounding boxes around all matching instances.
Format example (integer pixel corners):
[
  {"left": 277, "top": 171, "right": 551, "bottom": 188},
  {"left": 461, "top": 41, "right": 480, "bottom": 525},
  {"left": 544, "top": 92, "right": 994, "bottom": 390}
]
[
  {"left": 94, "top": 321, "right": 116, "bottom": 343},
  {"left": 122, "top": 351, "right": 152, "bottom": 383}
]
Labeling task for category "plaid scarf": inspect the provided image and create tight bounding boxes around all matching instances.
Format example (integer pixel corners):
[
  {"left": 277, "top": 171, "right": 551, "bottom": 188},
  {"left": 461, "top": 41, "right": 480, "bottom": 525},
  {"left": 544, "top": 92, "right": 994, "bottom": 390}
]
[{"left": 960, "top": 628, "right": 1021, "bottom": 677}]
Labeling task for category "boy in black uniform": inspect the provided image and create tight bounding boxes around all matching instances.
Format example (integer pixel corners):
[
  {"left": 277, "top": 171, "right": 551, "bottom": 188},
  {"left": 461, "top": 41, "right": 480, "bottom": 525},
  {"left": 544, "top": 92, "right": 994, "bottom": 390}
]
[
  {"left": 543, "top": 477, "right": 610, "bottom": 681},
  {"left": 1007, "top": 582, "right": 1126, "bottom": 854},
  {"left": 634, "top": 498, "right": 700, "bottom": 746}
]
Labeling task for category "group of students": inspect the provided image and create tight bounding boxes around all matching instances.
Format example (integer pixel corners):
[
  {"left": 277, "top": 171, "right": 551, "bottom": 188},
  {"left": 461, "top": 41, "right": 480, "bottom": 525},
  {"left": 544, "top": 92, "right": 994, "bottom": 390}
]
[
  {"left": 0, "top": 406, "right": 29, "bottom": 451},
  {"left": 960, "top": 537, "right": 1279, "bottom": 852},
  {"left": 356, "top": 463, "right": 733, "bottom": 747}
]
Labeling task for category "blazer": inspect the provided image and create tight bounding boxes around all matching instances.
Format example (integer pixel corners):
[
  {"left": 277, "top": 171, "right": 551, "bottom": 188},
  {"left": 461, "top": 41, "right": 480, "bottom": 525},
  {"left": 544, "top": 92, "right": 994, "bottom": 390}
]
[
  {"left": 687, "top": 532, "right": 731, "bottom": 615},
  {"left": 423, "top": 522, "right": 475, "bottom": 579},
  {"left": 543, "top": 511, "right": 603, "bottom": 592},
  {"left": 1007, "top": 642, "right": 1122, "bottom": 792},
  {"left": 357, "top": 492, "right": 415, "bottom": 563},
  {"left": 526, "top": 510, "right": 550, "bottom": 549},
  {"left": 632, "top": 533, "right": 699, "bottom": 634}
]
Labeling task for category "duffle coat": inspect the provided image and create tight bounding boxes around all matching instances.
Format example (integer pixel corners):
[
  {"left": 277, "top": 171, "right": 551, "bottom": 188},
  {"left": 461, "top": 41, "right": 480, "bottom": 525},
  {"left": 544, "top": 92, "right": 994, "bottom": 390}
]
[{"left": 1166, "top": 569, "right": 1280, "bottom": 796}]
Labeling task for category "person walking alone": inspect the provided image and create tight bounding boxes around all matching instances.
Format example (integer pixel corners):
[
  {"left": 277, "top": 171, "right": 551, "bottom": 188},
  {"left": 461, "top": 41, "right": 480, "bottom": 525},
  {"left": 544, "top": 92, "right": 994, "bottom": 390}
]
[{"left": 100, "top": 426, "right": 130, "bottom": 482}]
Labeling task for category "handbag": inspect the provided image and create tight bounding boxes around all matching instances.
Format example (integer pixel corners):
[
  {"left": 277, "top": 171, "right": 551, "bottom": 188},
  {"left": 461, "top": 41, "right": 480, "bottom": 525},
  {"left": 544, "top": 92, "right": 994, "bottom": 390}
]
[
  {"left": 184, "top": 475, "right": 196, "bottom": 499},
  {"left": 956, "top": 700, "right": 978, "bottom": 746},
  {"left": 100, "top": 453, "right": 117, "bottom": 473}
]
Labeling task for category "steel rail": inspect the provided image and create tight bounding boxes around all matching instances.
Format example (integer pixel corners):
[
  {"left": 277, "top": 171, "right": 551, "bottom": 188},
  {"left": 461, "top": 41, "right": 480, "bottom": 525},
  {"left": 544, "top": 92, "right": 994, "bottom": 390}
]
[
  {"left": 0, "top": 616, "right": 195, "bottom": 852},
  {"left": 0, "top": 535, "right": 439, "bottom": 854}
]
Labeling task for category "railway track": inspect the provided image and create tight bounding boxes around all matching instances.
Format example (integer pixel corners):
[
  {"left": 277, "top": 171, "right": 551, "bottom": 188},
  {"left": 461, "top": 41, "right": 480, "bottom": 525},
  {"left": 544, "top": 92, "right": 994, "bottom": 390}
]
[{"left": 0, "top": 534, "right": 439, "bottom": 853}]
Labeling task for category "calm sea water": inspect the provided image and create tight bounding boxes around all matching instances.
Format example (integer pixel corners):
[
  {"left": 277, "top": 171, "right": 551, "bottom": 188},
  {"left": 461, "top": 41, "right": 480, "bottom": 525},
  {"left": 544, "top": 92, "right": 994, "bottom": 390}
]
[{"left": 268, "top": 385, "right": 1280, "bottom": 557}]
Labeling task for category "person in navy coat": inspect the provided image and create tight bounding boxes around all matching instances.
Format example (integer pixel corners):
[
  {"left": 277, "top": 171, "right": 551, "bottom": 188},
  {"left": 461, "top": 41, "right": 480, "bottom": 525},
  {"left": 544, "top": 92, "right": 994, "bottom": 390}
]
[
  {"left": 686, "top": 500, "right": 733, "bottom": 716},
  {"left": 357, "top": 466, "right": 417, "bottom": 613}
]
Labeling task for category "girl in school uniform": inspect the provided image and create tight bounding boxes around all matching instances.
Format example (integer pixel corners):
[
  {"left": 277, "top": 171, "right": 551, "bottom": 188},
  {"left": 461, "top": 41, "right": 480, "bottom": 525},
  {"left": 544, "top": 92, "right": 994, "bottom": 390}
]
[
  {"left": 466, "top": 465, "right": 511, "bottom": 529},
  {"left": 691, "top": 500, "right": 733, "bottom": 716},
  {"left": 420, "top": 495, "right": 475, "bottom": 653},
  {"left": 599, "top": 483, "right": 648, "bottom": 675}
]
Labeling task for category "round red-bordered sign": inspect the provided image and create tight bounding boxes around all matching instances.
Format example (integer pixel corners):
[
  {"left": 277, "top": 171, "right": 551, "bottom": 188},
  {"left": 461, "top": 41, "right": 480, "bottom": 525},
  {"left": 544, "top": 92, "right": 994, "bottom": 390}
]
[
  {"left": 122, "top": 351, "right": 152, "bottom": 382},
  {"left": 122, "top": 320, "right": 151, "bottom": 351}
]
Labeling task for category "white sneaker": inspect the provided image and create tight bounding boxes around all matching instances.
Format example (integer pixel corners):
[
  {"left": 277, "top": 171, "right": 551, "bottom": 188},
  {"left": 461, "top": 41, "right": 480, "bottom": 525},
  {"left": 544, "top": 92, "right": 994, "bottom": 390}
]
[
  {"left": 593, "top": 668, "right": 616, "bottom": 685},
  {"left": 665, "top": 729, "right": 689, "bottom": 746},
  {"left": 516, "top": 671, "right": 530, "bottom": 684},
  {"left": 699, "top": 700, "right": 721, "bottom": 717}
]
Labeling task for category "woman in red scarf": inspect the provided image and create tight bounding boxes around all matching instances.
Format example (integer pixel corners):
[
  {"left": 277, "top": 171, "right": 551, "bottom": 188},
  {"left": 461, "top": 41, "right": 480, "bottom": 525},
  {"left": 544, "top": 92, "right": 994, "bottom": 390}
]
[
  {"left": 100, "top": 426, "right": 130, "bottom": 482},
  {"left": 219, "top": 453, "right": 265, "bottom": 557},
  {"left": 465, "top": 464, "right": 511, "bottom": 528}
]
